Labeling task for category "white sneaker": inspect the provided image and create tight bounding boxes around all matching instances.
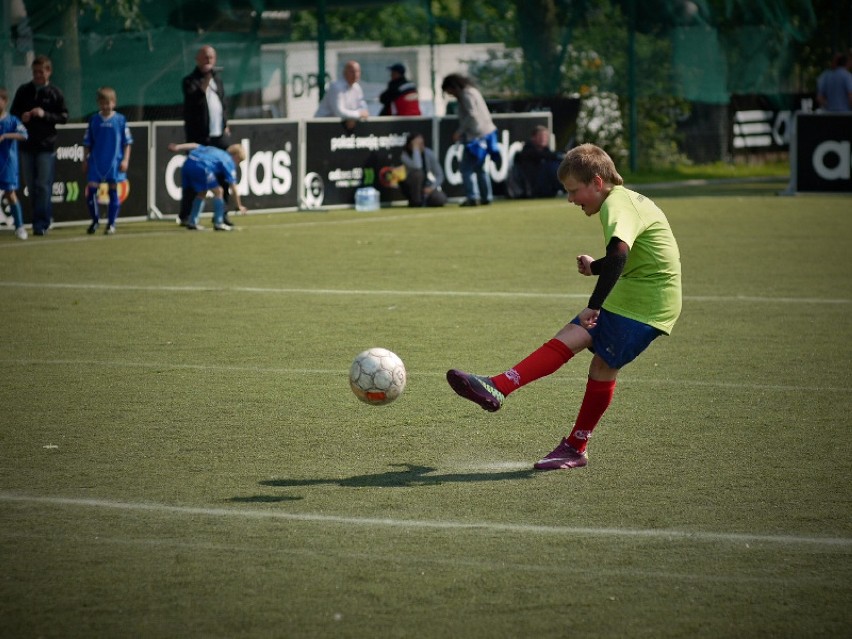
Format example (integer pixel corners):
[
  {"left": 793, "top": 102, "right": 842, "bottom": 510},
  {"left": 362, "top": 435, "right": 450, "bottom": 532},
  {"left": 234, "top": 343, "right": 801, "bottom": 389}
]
[
  {"left": 15, "top": 226, "right": 28, "bottom": 240},
  {"left": 104, "top": 225, "right": 116, "bottom": 235},
  {"left": 214, "top": 222, "right": 232, "bottom": 231}
]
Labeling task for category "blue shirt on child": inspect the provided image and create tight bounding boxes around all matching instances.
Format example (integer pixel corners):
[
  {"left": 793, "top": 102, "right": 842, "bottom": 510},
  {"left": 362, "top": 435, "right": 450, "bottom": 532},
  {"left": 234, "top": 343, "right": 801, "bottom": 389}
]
[{"left": 84, "top": 112, "right": 133, "bottom": 183}]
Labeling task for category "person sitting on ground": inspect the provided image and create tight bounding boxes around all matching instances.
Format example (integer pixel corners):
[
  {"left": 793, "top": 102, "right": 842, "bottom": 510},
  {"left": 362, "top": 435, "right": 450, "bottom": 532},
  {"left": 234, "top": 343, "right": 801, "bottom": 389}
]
[
  {"left": 510, "top": 125, "right": 564, "bottom": 199},
  {"left": 397, "top": 133, "right": 446, "bottom": 207}
]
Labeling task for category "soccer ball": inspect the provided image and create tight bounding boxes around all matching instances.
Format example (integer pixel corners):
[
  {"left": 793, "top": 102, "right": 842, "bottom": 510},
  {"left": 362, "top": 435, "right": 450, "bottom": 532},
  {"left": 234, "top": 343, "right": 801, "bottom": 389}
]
[{"left": 349, "top": 348, "right": 406, "bottom": 405}]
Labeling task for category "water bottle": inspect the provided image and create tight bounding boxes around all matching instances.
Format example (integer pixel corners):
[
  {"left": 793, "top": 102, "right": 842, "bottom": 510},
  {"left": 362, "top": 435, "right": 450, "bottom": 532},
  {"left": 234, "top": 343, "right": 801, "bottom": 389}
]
[{"left": 355, "top": 187, "right": 380, "bottom": 212}]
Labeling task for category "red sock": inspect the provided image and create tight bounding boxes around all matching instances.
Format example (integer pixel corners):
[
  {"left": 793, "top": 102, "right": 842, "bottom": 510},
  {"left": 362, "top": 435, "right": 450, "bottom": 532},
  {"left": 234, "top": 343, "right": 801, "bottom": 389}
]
[
  {"left": 490, "top": 338, "right": 574, "bottom": 396},
  {"left": 566, "top": 378, "right": 616, "bottom": 453}
]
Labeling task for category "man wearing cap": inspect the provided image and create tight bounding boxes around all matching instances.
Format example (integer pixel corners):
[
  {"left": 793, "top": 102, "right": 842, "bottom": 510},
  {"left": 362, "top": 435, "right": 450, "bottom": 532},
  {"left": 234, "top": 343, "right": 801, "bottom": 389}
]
[{"left": 379, "top": 63, "right": 421, "bottom": 116}]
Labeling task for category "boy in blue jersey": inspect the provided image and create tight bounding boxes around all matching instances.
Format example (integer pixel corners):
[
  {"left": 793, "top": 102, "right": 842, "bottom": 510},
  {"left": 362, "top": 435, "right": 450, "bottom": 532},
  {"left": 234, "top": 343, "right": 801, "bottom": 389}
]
[
  {"left": 447, "top": 143, "right": 682, "bottom": 471},
  {"left": 0, "top": 87, "right": 29, "bottom": 240},
  {"left": 83, "top": 87, "right": 133, "bottom": 235},
  {"left": 168, "top": 142, "right": 247, "bottom": 230}
]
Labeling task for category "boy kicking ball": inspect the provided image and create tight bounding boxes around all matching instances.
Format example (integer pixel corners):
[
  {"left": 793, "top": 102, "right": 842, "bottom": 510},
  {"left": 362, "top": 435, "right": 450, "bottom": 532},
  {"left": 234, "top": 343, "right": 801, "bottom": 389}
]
[{"left": 447, "top": 143, "right": 682, "bottom": 471}]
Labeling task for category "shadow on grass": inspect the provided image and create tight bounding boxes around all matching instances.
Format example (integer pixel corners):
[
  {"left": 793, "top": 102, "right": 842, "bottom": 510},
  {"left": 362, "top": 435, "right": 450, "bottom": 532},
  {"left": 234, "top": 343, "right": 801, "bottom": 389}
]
[{"left": 258, "top": 464, "right": 536, "bottom": 489}]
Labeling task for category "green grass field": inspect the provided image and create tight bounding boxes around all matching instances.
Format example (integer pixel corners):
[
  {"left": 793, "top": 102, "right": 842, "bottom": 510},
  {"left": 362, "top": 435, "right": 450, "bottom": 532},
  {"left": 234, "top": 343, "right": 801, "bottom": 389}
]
[{"left": 1, "top": 182, "right": 851, "bottom": 638}]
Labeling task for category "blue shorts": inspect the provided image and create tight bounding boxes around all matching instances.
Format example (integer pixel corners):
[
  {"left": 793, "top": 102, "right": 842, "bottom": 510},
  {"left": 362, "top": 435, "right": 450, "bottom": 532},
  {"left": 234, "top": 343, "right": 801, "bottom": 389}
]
[
  {"left": 570, "top": 308, "right": 663, "bottom": 369},
  {"left": 86, "top": 165, "right": 126, "bottom": 185},
  {"left": 0, "top": 163, "right": 19, "bottom": 191},
  {"left": 181, "top": 160, "right": 221, "bottom": 194}
]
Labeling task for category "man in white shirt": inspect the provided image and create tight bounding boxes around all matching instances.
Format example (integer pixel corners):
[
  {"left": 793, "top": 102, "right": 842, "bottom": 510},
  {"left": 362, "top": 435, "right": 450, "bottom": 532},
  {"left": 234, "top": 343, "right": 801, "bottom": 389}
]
[{"left": 315, "top": 60, "right": 369, "bottom": 128}]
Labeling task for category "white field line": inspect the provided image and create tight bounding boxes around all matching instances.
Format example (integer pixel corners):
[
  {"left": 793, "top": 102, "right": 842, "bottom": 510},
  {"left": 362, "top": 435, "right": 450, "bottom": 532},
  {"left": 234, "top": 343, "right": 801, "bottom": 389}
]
[
  {"left": 0, "top": 208, "right": 478, "bottom": 248},
  {"left": 1, "top": 493, "right": 849, "bottom": 549},
  {"left": 0, "top": 280, "right": 848, "bottom": 305},
  {"left": 0, "top": 357, "right": 847, "bottom": 394}
]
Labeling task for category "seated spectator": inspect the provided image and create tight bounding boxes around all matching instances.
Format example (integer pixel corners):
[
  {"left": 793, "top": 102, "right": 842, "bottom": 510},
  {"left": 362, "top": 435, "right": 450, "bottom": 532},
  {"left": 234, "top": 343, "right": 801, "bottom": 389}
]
[
  {"left": 398, "top": 133, "right": 446, "bottom": 207},
  {"left": 509, "top": 125, "right": 564, "bottom": 198},
  {"left": 379, "top": 63, "right": 421, "bottom": 116}
]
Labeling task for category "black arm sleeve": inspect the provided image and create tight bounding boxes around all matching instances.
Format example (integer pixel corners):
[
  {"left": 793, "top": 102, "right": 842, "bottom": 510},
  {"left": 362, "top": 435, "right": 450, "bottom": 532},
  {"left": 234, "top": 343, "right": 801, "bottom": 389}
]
[{"left": 587, "top": 237, "right": 629, "bottom": 309}]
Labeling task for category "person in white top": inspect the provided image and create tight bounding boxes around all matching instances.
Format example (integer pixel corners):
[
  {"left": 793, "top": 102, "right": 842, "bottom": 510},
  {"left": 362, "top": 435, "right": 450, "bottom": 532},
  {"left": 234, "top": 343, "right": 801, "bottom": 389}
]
[{"left": 315, "top": 60, "right": 369, "bottom": 129}]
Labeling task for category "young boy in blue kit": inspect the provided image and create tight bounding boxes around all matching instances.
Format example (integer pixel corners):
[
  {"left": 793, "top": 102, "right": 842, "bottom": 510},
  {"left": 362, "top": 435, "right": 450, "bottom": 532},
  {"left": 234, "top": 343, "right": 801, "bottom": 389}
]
[
  {"left": 0, "top": 87, "right": 29, "bottom": 240},
  {"left": 83, "top": 87, "right": 133, "bottom": 235},
  {"left": 447, "top": 143, "right": 682, "bottom": 471},
  {"left": 168, "top": 142, "right": 246, "bottom": 231}
]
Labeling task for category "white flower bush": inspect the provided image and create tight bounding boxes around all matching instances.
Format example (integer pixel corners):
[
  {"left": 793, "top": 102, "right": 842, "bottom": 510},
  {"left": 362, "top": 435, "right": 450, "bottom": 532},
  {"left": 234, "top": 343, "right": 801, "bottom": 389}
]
[
  {"left": 574, "top": 91, "right": 627, "bottom": 161},
  {"left": 561, "top": 46, "right": 627, "bottom": 160}
]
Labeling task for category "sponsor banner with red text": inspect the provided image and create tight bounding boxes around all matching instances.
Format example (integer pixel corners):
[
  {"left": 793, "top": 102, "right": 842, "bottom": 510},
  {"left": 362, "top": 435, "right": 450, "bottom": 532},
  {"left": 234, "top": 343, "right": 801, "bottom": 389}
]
[
  {"left": 38, "top": 115, "right": 558, "bottom": 224},
  {"left": 303, "top": 117, "right": 433, "bottom": 208}
]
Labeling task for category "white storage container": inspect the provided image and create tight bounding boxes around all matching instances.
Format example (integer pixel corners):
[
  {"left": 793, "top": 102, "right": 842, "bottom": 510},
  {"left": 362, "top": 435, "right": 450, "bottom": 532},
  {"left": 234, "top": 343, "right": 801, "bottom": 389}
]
[{"left": 354, "top": 187, "right": 380, "bottom": 212}]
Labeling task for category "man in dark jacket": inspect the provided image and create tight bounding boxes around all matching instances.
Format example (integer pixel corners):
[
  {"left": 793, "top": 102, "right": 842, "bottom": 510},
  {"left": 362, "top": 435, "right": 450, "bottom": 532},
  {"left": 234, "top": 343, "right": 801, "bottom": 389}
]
[
  {"left": 181, "top": 45, "right": 236, "bottom": 225},
  {"left": 183, "top": 45, "right": 230, "bottom": 148},
  {"left": 11, "top": 55, "right": 68, "bottom": 235},
  {"left": 510, "top": 125, "right": 564, "bottom": 199},
  {"left": 379, "top": 63, "right": 421, "bottom": 116}
]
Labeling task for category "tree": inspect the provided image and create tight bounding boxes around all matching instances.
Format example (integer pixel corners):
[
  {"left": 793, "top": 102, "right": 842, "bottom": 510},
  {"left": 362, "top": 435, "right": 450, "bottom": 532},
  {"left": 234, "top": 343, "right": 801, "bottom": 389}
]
[
  {"left": 512, "top": 0, "right": 565, "bottom": 95},
  {"left": 21, "top": 0, "right": 147, "bottom": 119}
]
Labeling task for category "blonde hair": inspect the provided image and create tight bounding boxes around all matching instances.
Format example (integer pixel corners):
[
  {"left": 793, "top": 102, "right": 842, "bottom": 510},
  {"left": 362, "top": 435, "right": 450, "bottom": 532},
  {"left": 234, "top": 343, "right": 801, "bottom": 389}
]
[
  {"left": 557, "top": 143, "right": 624, "bottom": 186},
  {"left": 97, "top": 87, "right": 117, "bottom": 103},
  {"left": 227, "top": 143, "right": 246, "bottom": 162}
]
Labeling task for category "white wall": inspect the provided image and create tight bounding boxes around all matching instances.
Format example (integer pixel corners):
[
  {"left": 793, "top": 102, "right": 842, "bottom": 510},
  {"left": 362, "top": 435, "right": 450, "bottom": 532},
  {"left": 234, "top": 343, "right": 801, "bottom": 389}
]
[{"left": 261, "top": 41, "right": 511, "bottom": 120}]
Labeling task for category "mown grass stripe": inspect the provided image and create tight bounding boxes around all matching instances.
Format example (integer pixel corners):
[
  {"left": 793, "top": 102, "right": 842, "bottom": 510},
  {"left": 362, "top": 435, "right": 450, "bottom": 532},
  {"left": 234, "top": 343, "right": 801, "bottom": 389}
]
[
  {"left": 0, "top": 357, "right": 847, "bottom": 393},
  {"left": 2, "top": 493, "right": 849, "bottom": 548},
  {"left": 0, "top": 281, "right": 847, "bottom": 305}
]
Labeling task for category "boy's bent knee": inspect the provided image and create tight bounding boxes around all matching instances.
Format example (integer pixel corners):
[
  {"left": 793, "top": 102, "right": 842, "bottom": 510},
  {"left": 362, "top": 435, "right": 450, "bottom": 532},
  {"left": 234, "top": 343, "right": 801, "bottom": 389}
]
[
  {"left": 589, "top": 355, "right": 618, "bottom": 381},
  {"left": 555, "top": 323, "right": 592, "bottom": 354}
]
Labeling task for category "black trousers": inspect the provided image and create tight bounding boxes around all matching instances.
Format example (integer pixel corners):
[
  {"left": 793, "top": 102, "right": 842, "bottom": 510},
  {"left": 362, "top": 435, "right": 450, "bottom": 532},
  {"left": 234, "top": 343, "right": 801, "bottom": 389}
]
[{"left": 400, "top": 169, "right": 447, "bottom": 207}]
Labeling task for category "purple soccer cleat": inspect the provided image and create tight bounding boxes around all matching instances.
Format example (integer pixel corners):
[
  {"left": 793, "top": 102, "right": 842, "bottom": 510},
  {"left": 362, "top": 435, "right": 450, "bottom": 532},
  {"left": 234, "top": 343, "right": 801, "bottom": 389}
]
[
  {"left": 446, "top": 369, "right": 505, "bottom": 412},
  {"left": 533, "top": 438, "right": 589, "bottom": 471}
]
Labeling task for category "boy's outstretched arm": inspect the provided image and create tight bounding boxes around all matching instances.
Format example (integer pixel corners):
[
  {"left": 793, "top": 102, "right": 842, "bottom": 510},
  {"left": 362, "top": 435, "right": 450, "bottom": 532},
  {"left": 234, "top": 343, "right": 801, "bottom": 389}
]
[
  {"left": 229, "top": 184, "right": 247, "bottom": 214},
  {"left": 168, "top": 142, "right": 199, "bottom": 153}
]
